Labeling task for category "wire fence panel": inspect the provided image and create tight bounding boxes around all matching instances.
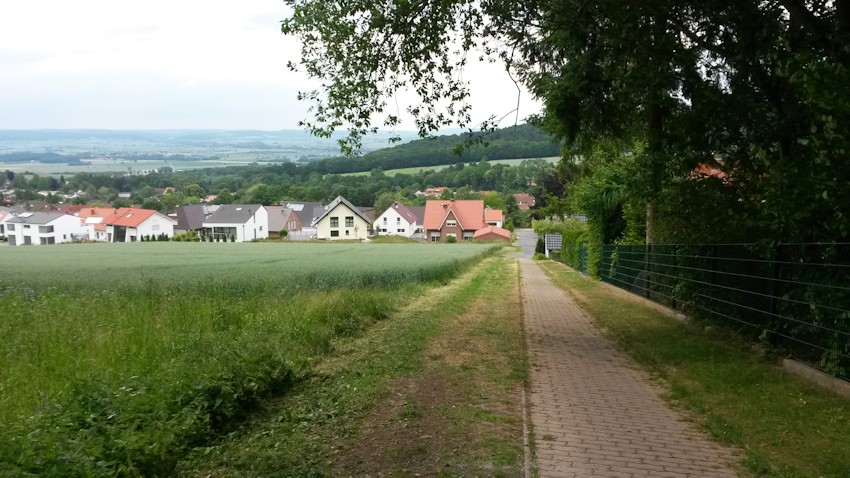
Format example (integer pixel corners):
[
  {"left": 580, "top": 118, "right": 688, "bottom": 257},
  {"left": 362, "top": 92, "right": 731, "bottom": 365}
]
[{"left": 599, "top": 243, "right": 850, "bottom": 380}]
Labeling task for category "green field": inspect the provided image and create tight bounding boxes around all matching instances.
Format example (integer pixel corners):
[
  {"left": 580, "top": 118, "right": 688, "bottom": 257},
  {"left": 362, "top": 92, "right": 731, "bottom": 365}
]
[
  {"left": 0, "top": 242, "right": 494, "bottom": 476},
  {"left": 340, "top": 156, "right": 561, "bottom": 177}
]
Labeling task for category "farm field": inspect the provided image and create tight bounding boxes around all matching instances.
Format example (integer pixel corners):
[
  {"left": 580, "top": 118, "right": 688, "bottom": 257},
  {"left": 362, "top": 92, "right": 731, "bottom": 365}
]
[
  {"left": 0, "top": 242, "right": 495, "bottom": 476},
  {"left": 339, "top": 156, "right": 560, "bottom": 177}
]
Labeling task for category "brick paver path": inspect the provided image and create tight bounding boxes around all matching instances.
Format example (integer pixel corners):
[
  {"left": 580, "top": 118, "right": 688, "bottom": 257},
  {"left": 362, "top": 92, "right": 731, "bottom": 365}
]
[{"left": 520, "top": 258, "right": 738, "bottom": 477}]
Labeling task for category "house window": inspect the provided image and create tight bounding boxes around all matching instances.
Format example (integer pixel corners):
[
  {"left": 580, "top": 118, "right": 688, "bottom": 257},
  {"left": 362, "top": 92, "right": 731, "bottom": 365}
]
[
  {"left": 397, "top": 228, "right": 405, "bottom": 233},
  {"left": 345, "top": 230, "right": 350, "bottom": 236},
  {"left": 330, "top": 217, "right": 339, "bottom": 228},
  {"left": 446, "top": 220, "right": 457, "bottom": 227},
  {"left": 429, "top": 232, "right": 440, "bottom": 242},
  {"left": 260, "top": 226, "right": 263, "bottom": 231},
  {"left": 383, "top": 217, "right": 387, "bottom": 223},
  {"left": 345, "top": 216, "right": 354, "bottom": 227},
  {"left": 39, "top": 225, "right": 54, "bottom": 233},
  {"left": 463, "top": 231, "right": 474, "bottom": 240},
  {"left": 7, "top": 224, "right": 15, "bottom": 231},
  {"left": 23, "top": 224, "right": 31, "bottom": 229},
  {"left": 330, "top": 230, "right": 339, "bottom": 237},
  {"left": 396, "top": 217, "right": 401, "bottom": 224}
]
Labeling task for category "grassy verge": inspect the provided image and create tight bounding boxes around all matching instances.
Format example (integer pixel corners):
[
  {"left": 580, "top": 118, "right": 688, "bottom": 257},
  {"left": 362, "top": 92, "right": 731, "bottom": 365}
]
[
  {"left": 538, "top": 261, "right": 850, "bottom": 478},
  {"left": 177, "top": 253, "right": 526, "bottom": 476}
]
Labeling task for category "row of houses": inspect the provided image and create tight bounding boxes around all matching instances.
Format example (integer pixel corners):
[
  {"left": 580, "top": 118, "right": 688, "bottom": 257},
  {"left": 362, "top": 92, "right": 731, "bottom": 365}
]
[{"left": 0, "top": 196, "right": 512, "bottom": 246}]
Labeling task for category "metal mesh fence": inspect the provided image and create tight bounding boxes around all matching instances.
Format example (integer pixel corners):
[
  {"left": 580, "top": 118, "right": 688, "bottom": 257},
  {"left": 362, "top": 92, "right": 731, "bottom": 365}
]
[{"left": 597, "top": 243, "right": 850, "bottom": 380}]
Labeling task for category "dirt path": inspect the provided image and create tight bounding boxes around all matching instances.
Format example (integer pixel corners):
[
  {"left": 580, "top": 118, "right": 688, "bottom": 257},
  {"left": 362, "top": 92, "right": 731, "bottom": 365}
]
[{"left": 519, "top": 257, "right": 739, "bottom": 477}]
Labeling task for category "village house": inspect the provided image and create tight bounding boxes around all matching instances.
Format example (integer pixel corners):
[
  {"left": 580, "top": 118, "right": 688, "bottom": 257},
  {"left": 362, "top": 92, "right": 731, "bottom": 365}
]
[
  {"left": 424, "top": 199, "right": 486, "bottom": 242},
  {"left": 513, "top": 193, "right": 535, "bottom": 211},
  {"left": 170, "top": 204, "right": 220, "bottom": 234},
  {"left": 313, "top": 196, "right": 372, "bottom": 240},
  {"left": 485, "top": 208, "right": 504, "bottom": 228},
  {"left": 423, "top": 199, "right": 510, "bottom": 242},
  {"left": 102, "top": 208, "right": 176, "bottom": 242},
  {"left": 4, "top": 212, "right": 85, "bottom": 246},
  {"left": 265, "top": 206, "right": 303, "bottom": 236},
  {"left": 202, "top": 204, "right": 268, "bottom": 242},
  {"left": 77, "top": 207, "right": 122, "bottom": 242},
  {"left": 374, "top": 202, "right": 420, "bottom": 237},
  {"left": 284, "top": 201, "right": 325, "bottom": 240},
  {"left": 415, "top": 187, "right": 449, "bottom": 198}
]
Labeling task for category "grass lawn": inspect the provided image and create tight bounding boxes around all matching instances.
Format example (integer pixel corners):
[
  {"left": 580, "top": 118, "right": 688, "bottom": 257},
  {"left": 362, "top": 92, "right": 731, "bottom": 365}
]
[{"left": 538, "top": 260, "right": 850, "bottom": 478}]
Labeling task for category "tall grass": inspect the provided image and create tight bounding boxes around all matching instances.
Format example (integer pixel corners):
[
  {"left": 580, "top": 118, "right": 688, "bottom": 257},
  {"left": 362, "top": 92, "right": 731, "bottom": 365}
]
[{"left": 0, "top": 242, "right": 494, "bottom": 476}]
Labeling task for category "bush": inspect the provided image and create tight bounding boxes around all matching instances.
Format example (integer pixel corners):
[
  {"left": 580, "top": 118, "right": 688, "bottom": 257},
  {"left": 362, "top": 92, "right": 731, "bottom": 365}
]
[
  {"left": 535, "top": 237, "right": 545, "bottom": 254},
  {"left": 446, "top": 235, "right": 457, "bottom": 243}
]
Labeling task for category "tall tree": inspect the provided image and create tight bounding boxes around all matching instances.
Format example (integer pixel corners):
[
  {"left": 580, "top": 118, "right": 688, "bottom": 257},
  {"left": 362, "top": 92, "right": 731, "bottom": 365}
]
[{"left": 282, "top": 0, "right": 850, "bottom": 241}]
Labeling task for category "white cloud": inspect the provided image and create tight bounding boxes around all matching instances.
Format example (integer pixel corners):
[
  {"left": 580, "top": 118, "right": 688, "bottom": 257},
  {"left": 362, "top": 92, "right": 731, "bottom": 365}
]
[{"left": 0, "top": 1, "right": 539, "bottom": 130}]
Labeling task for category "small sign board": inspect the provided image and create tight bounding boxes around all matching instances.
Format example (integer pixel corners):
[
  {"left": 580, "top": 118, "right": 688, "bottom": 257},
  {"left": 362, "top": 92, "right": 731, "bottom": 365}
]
[{"left": 544, "top": 233, "right": 562, "bottom": 255}]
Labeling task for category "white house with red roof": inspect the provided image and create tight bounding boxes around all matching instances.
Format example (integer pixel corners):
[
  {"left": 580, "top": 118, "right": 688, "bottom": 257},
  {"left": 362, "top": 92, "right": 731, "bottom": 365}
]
[
  {"left": 374, "top": 202, "right": 420, "bottom": 237},
  {"left": 102, "top": 208, "right": 176, "bottom": 242}
]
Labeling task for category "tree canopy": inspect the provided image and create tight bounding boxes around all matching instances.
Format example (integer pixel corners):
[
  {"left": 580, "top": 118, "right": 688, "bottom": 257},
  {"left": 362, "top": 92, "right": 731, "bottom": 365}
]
[{"left": 282, "top": 0, "right": 850, "bottom": 242}]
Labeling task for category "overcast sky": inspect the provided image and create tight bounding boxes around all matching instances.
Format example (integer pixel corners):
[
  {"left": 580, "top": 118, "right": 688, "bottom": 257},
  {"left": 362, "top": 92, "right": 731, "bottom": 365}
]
[{"left": 0, "top": 1, "right": 540, "bottom": 131}]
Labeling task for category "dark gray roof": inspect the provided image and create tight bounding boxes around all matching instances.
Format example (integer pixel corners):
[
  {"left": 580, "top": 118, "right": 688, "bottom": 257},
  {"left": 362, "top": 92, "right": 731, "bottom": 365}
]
[
  {"left": 312, "top": 196, "right": 373, "bottom": 226},
  {"left": 203, "top": 204, "right": 265, "bottom": 224},
  {"left": 408, "top": 206, "right": 426, "bottom": 225},
  {"left": 173, "top": 204, "right": 218, "bottom": 230},
  {"left": 5, "top": 212, "right": 66, "bottom": 224},
  {"left": 286, "top": 201, "right": 324, "bottom": 227},
  {"left": 265, "top": 206, "right": 296, "bottom": 233}
]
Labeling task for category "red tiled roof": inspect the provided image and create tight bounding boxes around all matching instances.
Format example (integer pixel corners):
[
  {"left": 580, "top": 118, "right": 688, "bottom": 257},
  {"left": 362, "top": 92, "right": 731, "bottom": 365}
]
[
  {"left": 423, "top": 200, "right": 486, "bottom": 230},
  {"left": 473, "top": 226, "right": 511, "bottom": 240},
  {"left": 102, "top": 208, "right": 158, "bottom": 227},
  {"left": 484, "top": 209, "right": 503, "bottom": 222},
  {"left": 513, "top": 193, "right": 534, "bottom": 205}
]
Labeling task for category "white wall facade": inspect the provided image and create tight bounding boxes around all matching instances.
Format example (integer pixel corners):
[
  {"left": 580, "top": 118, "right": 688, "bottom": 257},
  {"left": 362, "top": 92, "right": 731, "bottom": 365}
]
[
  {"left": 136, "top": 213, "right": 177, "bottom": 239},
  {"left": 6, "top": 214, "right": 85, "bottom": 246},
  {"left": 374, "top": 207, "right": 417, "bottom": 237},
  {"left": 202, "top": 206, "right": 269, "bottom": 242},
  {"left": 315, "top": 204, "right": 370, "bottom": 240}
]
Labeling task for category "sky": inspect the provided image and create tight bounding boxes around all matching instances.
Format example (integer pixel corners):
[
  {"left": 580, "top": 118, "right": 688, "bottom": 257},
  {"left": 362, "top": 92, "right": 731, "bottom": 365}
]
[{"left": 0, "top": 1, "right": 541, "bottom": 131}]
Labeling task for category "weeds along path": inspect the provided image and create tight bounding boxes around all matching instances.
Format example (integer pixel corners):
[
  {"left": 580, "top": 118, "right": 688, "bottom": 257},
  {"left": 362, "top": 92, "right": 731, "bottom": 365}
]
[{"left": 177, "top": 253, "right": 526, "bottom": 476}]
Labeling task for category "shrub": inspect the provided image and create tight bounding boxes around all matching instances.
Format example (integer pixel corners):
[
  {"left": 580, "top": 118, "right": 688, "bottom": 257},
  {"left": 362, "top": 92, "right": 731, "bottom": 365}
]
[
  {"left": 446, "top": 235, "right": 457, "bottom": 243},
  {"left": 535, "top": 237, "right": 545, "bottom": 254}
]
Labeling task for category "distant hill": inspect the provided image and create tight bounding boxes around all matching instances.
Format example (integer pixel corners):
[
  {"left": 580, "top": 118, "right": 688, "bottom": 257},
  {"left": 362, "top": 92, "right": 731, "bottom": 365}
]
[{"left": 304, "top": 124, "right": 561, "bottom": 175}]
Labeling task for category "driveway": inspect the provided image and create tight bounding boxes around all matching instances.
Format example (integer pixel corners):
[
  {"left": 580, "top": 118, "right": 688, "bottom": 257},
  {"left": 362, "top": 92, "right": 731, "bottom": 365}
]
[{"left": 516, "top": 228, "right": 536, "bottom": 257}]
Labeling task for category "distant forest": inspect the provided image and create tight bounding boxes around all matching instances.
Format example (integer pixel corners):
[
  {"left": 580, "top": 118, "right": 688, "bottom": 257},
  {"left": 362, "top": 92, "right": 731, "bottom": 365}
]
[{"left": 302, "top": 124, "right": 560, "bottom": 174}]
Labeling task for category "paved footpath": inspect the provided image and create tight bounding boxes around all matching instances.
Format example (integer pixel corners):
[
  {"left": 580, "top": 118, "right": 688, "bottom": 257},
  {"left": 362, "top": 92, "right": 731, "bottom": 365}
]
[{"left": 520, "top": 257, "right": 739, "bottom": 478}]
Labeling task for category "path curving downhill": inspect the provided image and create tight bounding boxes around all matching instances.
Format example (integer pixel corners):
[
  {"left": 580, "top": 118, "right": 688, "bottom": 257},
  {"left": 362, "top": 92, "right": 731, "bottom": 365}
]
[{"left": 517, "top": 250, "right": 739, "bottom": 477}]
